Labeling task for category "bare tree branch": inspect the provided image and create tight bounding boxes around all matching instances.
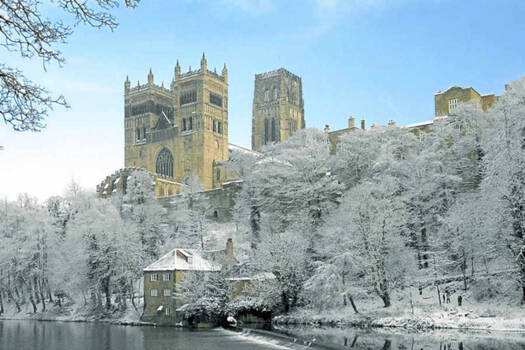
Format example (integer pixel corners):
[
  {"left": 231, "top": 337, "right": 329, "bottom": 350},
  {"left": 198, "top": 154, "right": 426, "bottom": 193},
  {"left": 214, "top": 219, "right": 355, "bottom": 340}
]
[{"left": 0, "top": 0, "right": 140, "bottom": 132}]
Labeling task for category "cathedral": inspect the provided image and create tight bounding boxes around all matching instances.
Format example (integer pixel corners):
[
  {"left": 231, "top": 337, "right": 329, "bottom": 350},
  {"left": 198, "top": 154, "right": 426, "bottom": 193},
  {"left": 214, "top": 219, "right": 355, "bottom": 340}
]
[
  {"left": 97, "top": 55, "right": 305, "bottom": 200},
  {"left": 122, "top": 54, "right": 229, "bottom": 196}
]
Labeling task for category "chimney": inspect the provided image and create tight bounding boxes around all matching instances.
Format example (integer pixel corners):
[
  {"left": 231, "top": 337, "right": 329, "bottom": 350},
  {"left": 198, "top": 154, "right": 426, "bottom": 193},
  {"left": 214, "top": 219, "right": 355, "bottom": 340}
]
[
  {"left": 348, "top": 116, "right": 355, "bottom": 128},
  {"left": 226, "top": 238, "right": 233, "bottom": 259},
  {"left": 360, "top": 119, "right": 366, "bottom": 130},
  {"left": 324, "top": 124, "right": 330, "bottom": 133}
]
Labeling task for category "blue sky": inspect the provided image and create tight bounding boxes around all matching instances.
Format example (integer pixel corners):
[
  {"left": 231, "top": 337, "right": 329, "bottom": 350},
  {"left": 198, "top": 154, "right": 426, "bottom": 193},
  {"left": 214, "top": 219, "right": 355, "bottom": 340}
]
[{"left": 2, "top": 0, "right": 525, "bottom": 201}]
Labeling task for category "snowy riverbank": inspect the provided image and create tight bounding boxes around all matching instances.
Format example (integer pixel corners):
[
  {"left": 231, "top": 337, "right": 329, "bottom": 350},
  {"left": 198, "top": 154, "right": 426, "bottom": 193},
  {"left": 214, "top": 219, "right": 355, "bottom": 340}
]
[
  {"left": 274, "top": 285, "right": 525, "bottom": 332},
  {"left": 0, "top": 301, "right": 151, "bottom": 327}
]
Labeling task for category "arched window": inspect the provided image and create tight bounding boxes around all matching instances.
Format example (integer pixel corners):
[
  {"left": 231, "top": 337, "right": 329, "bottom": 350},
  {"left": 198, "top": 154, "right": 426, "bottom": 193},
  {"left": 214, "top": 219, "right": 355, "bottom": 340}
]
[{"left": 156, "top": 148, "right": 173, "bottom": 178}]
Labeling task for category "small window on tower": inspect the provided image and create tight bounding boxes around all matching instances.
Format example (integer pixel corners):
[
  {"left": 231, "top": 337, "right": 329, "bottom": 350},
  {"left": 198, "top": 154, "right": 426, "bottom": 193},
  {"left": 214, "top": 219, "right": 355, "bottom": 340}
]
[
  {"left": 264, "top": 90, "right": 269, "bottom": 103},
  {"left": 216, "top": 169, "right": 221, "bottom": 181},
  {"left": 210, "top": 92, "right": 222, "bottom": 107},
  {"left": 182, "top": 118, "right": 186, "bottom": 131},
  {"left": 218, "top": 121, "right": 223, "bottom": 134},
  {"left": 273, "top": 87, "right": 278, "bottom": 100},
  {"left": 213, "top": 119, "right": 217, "bottom": 132}
]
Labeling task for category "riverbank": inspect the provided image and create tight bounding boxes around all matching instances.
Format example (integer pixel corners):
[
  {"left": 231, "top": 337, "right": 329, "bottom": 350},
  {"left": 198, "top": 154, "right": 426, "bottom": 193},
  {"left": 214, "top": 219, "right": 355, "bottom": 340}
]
[
  {"left": 0, "top": 301, "right": 153, "bottom": 327},
  {"left": 274, "top": 285, "right": 525, "bottom": 332}
]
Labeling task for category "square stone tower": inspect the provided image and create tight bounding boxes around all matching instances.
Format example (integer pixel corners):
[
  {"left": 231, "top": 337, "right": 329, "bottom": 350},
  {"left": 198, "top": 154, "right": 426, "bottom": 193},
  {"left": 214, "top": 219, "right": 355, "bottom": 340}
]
[
  {"left": 124, "top": 54, "right": 228, "bottom": 194},
  {"left": 252, "top": 68, "right": 305, "bottom": 151}
]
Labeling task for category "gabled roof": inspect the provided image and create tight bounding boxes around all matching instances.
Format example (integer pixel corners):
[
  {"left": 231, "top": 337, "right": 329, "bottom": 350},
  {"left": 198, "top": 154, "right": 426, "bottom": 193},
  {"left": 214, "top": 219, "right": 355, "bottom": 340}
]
[{"left": 144, "top": 248, "right": 221, "bottom": 272}]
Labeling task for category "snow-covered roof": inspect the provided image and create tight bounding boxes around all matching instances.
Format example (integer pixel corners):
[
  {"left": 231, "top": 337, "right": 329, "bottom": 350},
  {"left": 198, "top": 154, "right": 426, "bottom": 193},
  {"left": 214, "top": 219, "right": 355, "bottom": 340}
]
[
  {"left": 226, "top": 272, "right": 276, "bottom": 282},
  {"left": 434, "top": 86, "right": 475, "bottom": 95},
  {"left": 403, "top": 120, "right": 434, "bottom": 129},
  {"left": 144, "top": 248, "right": 221, "bottom": 272},
  {"left": 228, "top": 143, "right": 261, "bottom": 157}
]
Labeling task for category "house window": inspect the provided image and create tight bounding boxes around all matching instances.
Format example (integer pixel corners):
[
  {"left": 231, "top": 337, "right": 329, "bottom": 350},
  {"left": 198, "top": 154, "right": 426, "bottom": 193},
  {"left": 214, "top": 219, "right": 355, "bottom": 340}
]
[
  {"left": 150, "top": 289, "right": 158, "bottom": 297},
  {"left": 449, "top": 98, "right": 459, "bottom": 112},
  {"left": 163, "top": 289, "right": 171, "bottom": 297},
  {"left": 162, "top": 272, "right": 170, "bottom": 281},
  {"left": 150, "top": 273, "right": 158, "bottom": 282}
]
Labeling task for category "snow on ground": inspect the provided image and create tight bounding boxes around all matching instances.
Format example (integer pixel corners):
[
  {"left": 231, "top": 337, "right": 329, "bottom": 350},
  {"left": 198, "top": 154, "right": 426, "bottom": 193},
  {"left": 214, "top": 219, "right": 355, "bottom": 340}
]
[{"left": 276, "top": 281, "right": 525, "bottom": 332}]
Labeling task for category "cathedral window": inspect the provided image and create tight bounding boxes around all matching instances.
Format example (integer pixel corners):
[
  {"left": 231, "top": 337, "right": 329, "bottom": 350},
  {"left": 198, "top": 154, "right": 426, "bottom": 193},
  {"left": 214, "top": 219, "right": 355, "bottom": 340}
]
[
  {"left": 189, "top": 116, "right": 193, "bottom": 130},
  {"left": 216, "top": 169, "right": 221, "bottom": 181},
  {"left": 264, "top": 119, "right": 269, "bottom": 144},
  {"left": 142, "top": 126, "right": 147, "bottom": 140},
  {"left": 180, "top": 89, "right": 197, "bottom": 105},
  {"left": 273, "top": 87, "right": 278, "bottom": 100},
  {"left": 156, "top": 148, "right": 174, "bottom": 178},
  {"left": 182, "top": 118, "right": 186, "bottom": 131},
  {"left": 264, "top": 90, "right": 269, "bottom": 103},
  {"left": 213, "top": 119, "right": 217, "bottom": 132},
  {"left": 210, "top": 92, "right": 222, "bottom": 107},
  {"left": 271, "top": 118, "right": 276, "bottom": 141},
  {"left": 218, "top": 121, "right": 223, "bottom": 134}
]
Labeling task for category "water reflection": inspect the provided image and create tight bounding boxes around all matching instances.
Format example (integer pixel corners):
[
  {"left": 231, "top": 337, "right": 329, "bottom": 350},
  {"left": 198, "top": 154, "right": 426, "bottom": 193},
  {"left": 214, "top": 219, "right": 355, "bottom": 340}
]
[
  {"left": 0, "top": 320, "right": 284, "bottom": 350},
  {"left": 274, "top": 325, "right": 525, "bottom": 350},
  {"left": 2, "top": 320, "right": 525, "bottom": 350}
]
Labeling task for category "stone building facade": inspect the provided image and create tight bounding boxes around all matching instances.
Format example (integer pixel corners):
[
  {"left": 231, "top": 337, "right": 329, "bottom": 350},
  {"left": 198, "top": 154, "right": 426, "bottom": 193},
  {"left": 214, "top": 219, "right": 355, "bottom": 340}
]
[
  {"left": 124, "top": 54, "right": 229, "bottom": 194},
  {"left": 252, "top": 68, "right": 305, "bottom": 151},
  {"left": 434, "top": 86, "right": 497, "bottom": 117}
]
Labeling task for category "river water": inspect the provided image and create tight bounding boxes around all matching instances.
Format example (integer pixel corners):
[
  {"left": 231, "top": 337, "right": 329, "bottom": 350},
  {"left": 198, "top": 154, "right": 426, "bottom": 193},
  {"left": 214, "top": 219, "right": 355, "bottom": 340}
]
[{"left": 2, "top": 320, "right": 525, "bottom": 350}]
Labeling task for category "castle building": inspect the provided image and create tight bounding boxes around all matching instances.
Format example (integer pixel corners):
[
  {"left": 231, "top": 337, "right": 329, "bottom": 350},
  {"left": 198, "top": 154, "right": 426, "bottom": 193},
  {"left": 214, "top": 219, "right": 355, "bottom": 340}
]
[
  {"left": 434, "top": 86, "right": 497, "bottom": 118},
  {"left": 252, "top": 68, "right": 305, "bottom": 151},
  {"left": 123, "top": 54, "right": 229, "bottom": 195}
]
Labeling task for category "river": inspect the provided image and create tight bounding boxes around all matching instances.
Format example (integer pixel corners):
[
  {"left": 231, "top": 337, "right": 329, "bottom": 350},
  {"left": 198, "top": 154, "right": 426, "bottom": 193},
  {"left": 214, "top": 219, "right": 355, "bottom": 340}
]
[{"left": 2, "top": 320, "right": 525, "bottom": 350}]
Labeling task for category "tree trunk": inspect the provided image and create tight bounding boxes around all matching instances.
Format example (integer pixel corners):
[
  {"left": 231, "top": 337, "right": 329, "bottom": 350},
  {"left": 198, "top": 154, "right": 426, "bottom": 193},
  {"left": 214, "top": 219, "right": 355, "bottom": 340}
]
[
  {"left": 436, "top": 284, "right": 442, "bottom": 306},
  {"left": 7, "top": 288, "right": 21, "bottom": 313},
  {"left": 47, "top": 284, "right": 54, "bottom": 303},
  {"left": 29, "top": 282, "right": 37, "bottom": 313},
  {"left": 521, "top": 286, "right": 525, "bottom": 305},
  {"left": 0, "top": 289, "right": 4, "bottom": 315},
  {"left": 348, "top": 295, "right": 359, "bottom": 314},
  {"left": 38, "top": 279, "right": 46, "bottom": 312},
  {"left": 105, "top": 279, "right": 111, "bottom": 311}
]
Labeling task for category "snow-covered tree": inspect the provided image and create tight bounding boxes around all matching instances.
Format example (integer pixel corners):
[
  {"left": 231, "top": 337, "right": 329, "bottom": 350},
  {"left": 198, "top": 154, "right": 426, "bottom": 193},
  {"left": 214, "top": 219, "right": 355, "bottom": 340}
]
[{"left": 480, "top": 78, "right": 525, "bottom": 303}]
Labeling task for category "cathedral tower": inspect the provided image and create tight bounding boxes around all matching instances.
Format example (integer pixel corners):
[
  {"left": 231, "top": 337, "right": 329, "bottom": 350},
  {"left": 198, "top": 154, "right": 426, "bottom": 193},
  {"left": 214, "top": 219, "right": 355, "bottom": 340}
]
[
  {"left": 252, "top": 68, "right": 305, "bottom": 151},
  {"left": 124, "top": 54, "right": 228, "bottom": 194}
]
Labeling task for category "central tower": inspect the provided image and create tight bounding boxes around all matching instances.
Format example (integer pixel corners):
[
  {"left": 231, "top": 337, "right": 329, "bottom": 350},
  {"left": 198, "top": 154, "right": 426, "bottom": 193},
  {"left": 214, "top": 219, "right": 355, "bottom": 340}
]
[
  {"left": 124, "top": 54, "right": 228, "bottom": 194},
  {"left": 252, "top": 68, "right": 305, "bottom": 151}
]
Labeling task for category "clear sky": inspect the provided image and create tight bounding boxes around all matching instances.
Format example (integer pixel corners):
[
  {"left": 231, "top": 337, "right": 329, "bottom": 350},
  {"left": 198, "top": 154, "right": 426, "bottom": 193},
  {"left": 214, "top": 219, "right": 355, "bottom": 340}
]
[{"left": 2, "top": 0, "right": 525, "bottom": 201}]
